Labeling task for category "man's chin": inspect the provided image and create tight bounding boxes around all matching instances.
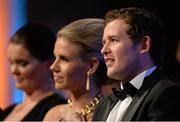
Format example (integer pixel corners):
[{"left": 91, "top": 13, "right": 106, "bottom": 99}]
[
  {"left": 107, "top": 70, "right": 116, "bottom": 79},
  {"left": 107, "top": 70, "right": 122, "bottom": 81}
]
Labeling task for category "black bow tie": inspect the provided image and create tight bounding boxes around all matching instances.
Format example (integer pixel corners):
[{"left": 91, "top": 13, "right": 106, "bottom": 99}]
[{"left": 112, "top": 82, "right": 138, "bottom": 100}]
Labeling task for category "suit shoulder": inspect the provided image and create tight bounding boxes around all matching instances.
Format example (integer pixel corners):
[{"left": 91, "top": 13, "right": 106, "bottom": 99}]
[{"left": 146, "top": 78, "right": 180, "bottom": 102}]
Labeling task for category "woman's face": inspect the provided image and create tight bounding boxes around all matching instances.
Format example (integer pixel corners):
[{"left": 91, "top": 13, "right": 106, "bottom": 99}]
[
  {"left": 7, "top": 43, "right": 48, "bottom": 93},
  {"left": 50, "top": 38, "right": 89, "bottom": 92}
]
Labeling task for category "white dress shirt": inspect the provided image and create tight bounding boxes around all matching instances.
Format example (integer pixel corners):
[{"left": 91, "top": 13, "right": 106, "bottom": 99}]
[{"left": 106, "top": 66, "right": 157, "bottom": 121}]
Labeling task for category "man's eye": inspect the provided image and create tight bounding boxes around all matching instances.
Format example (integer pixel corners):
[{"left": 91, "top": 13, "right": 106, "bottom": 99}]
[
  {"left": 111, "top": 38, "right": 118, "bottom": 42},
  {"left": 102, "top": 40, "right": 106, "bottom": 45}
]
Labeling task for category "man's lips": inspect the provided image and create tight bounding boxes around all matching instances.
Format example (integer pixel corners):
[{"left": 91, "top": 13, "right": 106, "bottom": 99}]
[{"left": 105, "top": 58, "right": 114, "bottom": 66}]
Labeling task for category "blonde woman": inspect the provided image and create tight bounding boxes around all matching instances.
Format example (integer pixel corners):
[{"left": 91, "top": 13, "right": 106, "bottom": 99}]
[{"left": 43, "top": 18, "right": 109, "bottom": 121}]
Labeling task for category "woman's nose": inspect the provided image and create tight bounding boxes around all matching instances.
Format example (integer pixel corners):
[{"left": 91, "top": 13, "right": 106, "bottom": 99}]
[
  {"left": 50, "top": 59, "right": 60, "bottom": 73},
  {"left": 10, "top": 64, "right": 20, "bottom": 76}
]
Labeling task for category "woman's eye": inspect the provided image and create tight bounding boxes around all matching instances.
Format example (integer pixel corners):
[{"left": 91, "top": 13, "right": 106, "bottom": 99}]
[
  {"left": 60, "top": 56, "right": 69, "bottom": 62},
  {"left": 15, "top": 59, "right": 29, "bottom": 67},
  {"left": 19, "top": 61, "right": 28, "bottom": 67}
]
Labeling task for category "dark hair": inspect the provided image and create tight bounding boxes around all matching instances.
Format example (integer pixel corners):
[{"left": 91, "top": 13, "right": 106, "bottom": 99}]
[
  {"left": 9, "top": 23, "right": 56, "bottom": 62},
  {"left": 105, "top": 7, "right": 166, "bottom": 66}
]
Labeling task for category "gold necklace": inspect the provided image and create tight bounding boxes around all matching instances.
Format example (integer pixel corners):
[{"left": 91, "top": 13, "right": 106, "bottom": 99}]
[{"left": 67, "top": 93, "right": 102, "bottom": 116}]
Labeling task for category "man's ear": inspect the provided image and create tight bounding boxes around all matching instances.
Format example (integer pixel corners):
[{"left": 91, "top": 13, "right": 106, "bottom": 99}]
[
  {"left": 139, "top": 36, "right": 151, "bottom": 54},
  {"left": 87, "top": 58, "right": 99, "bottom": 75}
]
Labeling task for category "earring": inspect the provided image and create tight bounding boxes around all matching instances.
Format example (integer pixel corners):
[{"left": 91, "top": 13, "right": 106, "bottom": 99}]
[{"left": 86, "top": 72, "right": 90, "bottom": 91}]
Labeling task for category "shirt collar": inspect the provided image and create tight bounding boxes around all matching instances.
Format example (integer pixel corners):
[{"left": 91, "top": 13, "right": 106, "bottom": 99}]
[{"left": 121, "top": 66, "right": 157, "bottom": 90}]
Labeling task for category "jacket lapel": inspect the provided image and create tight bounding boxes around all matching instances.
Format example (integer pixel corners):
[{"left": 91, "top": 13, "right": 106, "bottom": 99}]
[
  {"left": 93, "top": 94, "right": 119, "bottom": 120},
  {"left": 122, "top": 88, "right": 149, "bottom": 120},
  {"left": 103, "top": 94, "right": 119, "bottom": 120},
  {"left": 108, "top": 94, "right": 119, "bottom": 111},
  {"left": 122, "top": 68, "right": 162, "bottom": 120}
]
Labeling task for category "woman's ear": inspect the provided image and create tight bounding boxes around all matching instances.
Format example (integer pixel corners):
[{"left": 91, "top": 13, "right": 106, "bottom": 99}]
[
  {"left": 87, "top": 58, "right": 99, "bottom": 75},
  {"left": 139, "top": 36, "right": 151, "bottom": 54}
]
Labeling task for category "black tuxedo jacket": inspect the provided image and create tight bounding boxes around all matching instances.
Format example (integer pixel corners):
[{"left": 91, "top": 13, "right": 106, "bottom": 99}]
[{"left": 93, "top": 69, "right": 180, "bottom": 121}]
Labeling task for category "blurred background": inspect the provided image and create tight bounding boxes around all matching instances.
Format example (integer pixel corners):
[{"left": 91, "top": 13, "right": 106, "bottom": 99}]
[{"left": 0, "top": 0, "right": 179, "bottom": 109}]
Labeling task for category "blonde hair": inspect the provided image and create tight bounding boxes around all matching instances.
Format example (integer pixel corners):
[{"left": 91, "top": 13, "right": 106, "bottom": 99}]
[{"left": 57, "top": 18, "right": 104, "bottom": 61}]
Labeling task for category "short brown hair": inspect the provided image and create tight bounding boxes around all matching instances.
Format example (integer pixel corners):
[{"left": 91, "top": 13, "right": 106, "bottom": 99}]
[{"left": 105, "top": 7, "right": 166, "bottom": 66}]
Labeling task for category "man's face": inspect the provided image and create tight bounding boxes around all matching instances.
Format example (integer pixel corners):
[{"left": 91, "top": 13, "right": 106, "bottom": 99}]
[{"left": 101, "top": 19, "right": 141, "bottom": 81}]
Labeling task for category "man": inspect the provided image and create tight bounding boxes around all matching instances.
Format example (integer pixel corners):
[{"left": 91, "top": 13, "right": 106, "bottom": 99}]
[{"left": 93, "top": 7, "right": 180, "bottom": 121}]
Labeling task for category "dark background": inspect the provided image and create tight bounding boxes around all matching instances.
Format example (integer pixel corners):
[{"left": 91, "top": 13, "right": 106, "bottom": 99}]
[{"left": 27, "top": 0, "right": 180, "bottom": 81}]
